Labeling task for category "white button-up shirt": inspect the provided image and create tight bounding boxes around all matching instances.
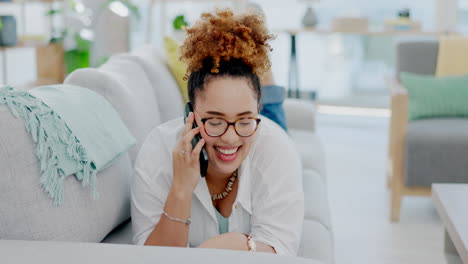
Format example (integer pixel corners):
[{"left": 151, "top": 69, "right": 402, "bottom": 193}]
[{"left": 131, "top": 117, "right": 304, "bottom": 256}]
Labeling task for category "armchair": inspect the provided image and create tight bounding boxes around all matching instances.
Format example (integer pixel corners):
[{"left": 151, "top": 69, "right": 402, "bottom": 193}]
[{"left": 387, "top": 41, "right": 468, "bottom": 222}]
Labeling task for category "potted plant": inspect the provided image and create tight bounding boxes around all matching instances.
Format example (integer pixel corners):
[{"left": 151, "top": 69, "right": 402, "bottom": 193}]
[{"left": 46, "top": 0, "right": 140, "bottom": 74}]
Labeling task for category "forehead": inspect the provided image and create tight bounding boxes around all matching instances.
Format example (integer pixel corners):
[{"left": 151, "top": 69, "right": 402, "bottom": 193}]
[{"left": 195, "top": 77, "right": 258, "bottom": 115}]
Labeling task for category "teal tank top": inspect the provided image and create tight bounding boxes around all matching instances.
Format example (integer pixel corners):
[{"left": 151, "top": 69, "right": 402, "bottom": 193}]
[{"left": 215, "top": 208, "right": 229, "bottom": 234}]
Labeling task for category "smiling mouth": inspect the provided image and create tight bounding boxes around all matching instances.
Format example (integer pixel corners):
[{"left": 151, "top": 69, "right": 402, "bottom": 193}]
[{"left": 214, "top": 146, "right": 240, "bottom": 155}]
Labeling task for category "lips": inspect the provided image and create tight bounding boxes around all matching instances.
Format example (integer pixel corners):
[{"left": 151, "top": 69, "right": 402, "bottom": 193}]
[{"left": 214, "top": 146, "right": 241, "bottom": 162}]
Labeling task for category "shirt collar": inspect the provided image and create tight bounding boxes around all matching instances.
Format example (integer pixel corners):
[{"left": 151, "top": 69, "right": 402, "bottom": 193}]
[
  {"left": 193, "top": 177, "right": 217, "bottom": 221},
  {"left": 236, "top": 157, "right": 253, "bottom": 214}
]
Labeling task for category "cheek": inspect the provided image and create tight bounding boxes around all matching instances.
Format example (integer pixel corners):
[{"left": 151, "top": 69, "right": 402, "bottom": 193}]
[
  {"left": 199, "top": 129, "right": 216, "bottom": 147},
  {"left": 239, "top": 137, "right": 254, "bottom": 152},
  {"left": 199, "top": 130, "right": 254, "bottom": 155}
]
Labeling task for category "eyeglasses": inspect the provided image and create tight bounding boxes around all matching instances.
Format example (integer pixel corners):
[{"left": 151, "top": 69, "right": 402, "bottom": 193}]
[{"left": 200, "top": 117, "right": 261, "bottom": 137}]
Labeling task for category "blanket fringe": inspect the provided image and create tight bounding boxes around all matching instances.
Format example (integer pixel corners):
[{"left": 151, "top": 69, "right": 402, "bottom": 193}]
[{"left": 0, "top": 86, "right": 98, "bottom": 205}]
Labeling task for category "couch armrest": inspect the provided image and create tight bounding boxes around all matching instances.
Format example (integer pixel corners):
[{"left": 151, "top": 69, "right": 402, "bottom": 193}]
[
  {"left": 299, "top": 169, "right": 333, "bottom": 263},
  {"left": 386, "top": 77, "right": 408, "bottom": 186},
  {"left": 387, "top": 77, "right": 408, "bottom": 155},
  {"left": 283, "top": 98, "right": 316, "bottom": 132},
  {"left": 387, "top": 77, "right": 407, "bottom": 96}
]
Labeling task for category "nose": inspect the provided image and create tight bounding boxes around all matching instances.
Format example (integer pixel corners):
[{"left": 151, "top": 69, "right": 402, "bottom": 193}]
[{"left": 220, "top": 124, "right": 239, "bottom": 144}]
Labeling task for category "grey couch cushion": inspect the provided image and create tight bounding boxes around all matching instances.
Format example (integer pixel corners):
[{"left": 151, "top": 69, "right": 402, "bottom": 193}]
[
  {"left": 396, "top": 41, "right": 439, "bottom": 77},
  {"left": 0, "top": 103, "right": 133, "bottom": 241},
  {"left": 405, "top": 118, "right": 468, "bottom": 186}
]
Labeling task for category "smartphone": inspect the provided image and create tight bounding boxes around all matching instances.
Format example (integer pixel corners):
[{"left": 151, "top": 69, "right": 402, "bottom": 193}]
[{"left": 184, "top": 102, "right": 209, "bottom": 177}]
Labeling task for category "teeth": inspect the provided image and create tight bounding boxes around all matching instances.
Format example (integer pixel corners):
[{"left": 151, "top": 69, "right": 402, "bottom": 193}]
[{"left": 215, "top": 147, "right": 238, "bottom": 155}]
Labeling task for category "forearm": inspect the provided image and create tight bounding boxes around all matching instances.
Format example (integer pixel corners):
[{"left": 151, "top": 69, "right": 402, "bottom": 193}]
[
  {"left": 144, "top": 186, "right": 192, "bottom": 247},
  {"left": 197, "top": 232, "right": 276, "bottom": 253}
]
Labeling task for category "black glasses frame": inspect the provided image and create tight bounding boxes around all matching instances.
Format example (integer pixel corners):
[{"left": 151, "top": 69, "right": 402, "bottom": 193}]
[{"left": 200, "top": 117, "right": 262, "bottom": 137}]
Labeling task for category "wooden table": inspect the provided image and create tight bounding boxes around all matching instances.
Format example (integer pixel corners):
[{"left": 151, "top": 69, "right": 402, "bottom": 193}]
[{"left": 432, "top": 184, "right": 468, "bottom": 264}]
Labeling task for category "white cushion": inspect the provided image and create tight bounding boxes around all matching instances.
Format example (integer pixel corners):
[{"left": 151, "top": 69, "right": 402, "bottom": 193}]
[
  {"left": 284, "top": 98, "right": 316, "bottom": 132},
  {"left": 65, "top": 58, "right": 161, "bottom": 164},
  {"left": 299, "top": 220, "right": 334, "bottom": 264},
  {"left": 299, "top": 169, "right": 333, "bottom": 262},
  {"left": 126, "top": 45, "right": 184, "bottom": 122},
  {"left": 303, "top": 169, "right": 331, "bottom": 228},
  {"left": 0, "top": 102, "right": 133, "bottom": 242},
  {"left": 289, "top": 129, "right": 327, "bottom": 179}
]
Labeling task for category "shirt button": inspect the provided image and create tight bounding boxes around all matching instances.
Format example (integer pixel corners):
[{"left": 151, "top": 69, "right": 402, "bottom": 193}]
[{"left": 234, "top": 204, "right": 238, "bottom": 209}]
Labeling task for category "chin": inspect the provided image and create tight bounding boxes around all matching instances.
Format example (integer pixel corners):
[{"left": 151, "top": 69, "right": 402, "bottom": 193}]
[
  {"left": 207, "top": 145, "right": 247, "bottom": 176},
  {"left": 211, "top": 163, "right": 240, "bottom": 176}
]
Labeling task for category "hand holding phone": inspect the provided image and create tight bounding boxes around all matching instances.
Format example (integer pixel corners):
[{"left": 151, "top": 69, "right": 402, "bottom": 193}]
[
  {"left": 172, "top": 110, "right": 206, "bottom": 193},
  {"left": 184, "top": 102, "right": 209, "bottom": 177}
]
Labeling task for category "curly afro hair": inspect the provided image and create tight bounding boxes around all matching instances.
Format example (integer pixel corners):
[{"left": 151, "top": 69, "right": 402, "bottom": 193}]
[{"left": 179, "top": 8, "right": 275, "bottom": 77}]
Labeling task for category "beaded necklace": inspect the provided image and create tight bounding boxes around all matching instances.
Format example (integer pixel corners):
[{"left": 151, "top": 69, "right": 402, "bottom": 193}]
[{"left": 211, "top": 169, "right": 238, "bottom": 200}]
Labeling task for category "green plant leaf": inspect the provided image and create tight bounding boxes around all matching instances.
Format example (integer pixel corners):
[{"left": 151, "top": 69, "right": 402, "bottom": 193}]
[
  {"left": 46, "top": 9, "right": 62, "bottom": 16},
  {"left": 70, "top": 0, "right": 77, "bottom": 10},
  {"left": 65, "top": 49, "right": 90, "bottom": 73},
  {"left": 50, "top": 28, "right": 68, "bottom": 44},
  {"left": 173, "top": 15, "right": 188, "bottom": 30},
  {"left": 50, "top": 37, "right": 63, "bottom": 44},
  {"left": 74, "top": 33, "right": 92, "bottom": 52}
]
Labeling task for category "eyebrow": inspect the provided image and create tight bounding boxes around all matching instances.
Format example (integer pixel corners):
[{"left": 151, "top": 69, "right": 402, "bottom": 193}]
[{"left": 205, "top": 111, "right": 253, "bottom": 117}]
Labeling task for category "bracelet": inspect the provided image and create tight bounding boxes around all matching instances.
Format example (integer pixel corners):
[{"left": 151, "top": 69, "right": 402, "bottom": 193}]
[
  {"left": 244, "top": 234, "right": 257, "bottom": 252},
  {"left": 163, "top": 211, "right": 191, "bottom": 225}
]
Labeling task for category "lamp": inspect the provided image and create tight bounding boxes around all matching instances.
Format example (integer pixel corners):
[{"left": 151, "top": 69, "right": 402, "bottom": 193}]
[{"left": 299, "top": 0, "right": 320, "bottom": 28}]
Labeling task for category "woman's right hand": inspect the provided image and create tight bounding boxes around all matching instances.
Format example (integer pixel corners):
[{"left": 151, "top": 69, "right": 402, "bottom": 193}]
[{"left": 171, "top": 112, "right": 206, "bottom": 194}]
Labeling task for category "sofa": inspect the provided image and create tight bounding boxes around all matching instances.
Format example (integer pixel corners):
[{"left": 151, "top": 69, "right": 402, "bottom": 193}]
[
  {"left": 0, "top": 45, "right": 333, "bottom": 263},
  {"left": 387, "top": 40, "right": 468, "bottom": 222}
]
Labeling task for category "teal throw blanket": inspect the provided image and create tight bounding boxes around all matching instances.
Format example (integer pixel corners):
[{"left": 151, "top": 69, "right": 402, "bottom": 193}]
[{"left": 0, "top": 85, "right": 136, "bottom": 205}]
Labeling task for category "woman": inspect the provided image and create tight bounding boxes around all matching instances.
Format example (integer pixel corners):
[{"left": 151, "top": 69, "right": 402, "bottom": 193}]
[{"left": 131, "top": 9, "right": 304, "bottom": 255}]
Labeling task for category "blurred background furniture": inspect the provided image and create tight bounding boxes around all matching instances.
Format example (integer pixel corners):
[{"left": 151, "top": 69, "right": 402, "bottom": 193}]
[
  {"left": 0, "top": 0, "right": 65, "bottom": 86},
  {"left": 279, "top": 29, "right": 449, "bottom": 105},
  {"left": 432, "top": 184, "right": 468, "bottom": 264},
  {"left": 1, "top": 42, "right": 64, "bottom": 86},
  {"left": 387, "top": 40, "right": 468, "bottom": 222},
  {"left": 145, "top": 0, "right": 247, "bottom": 45}
]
